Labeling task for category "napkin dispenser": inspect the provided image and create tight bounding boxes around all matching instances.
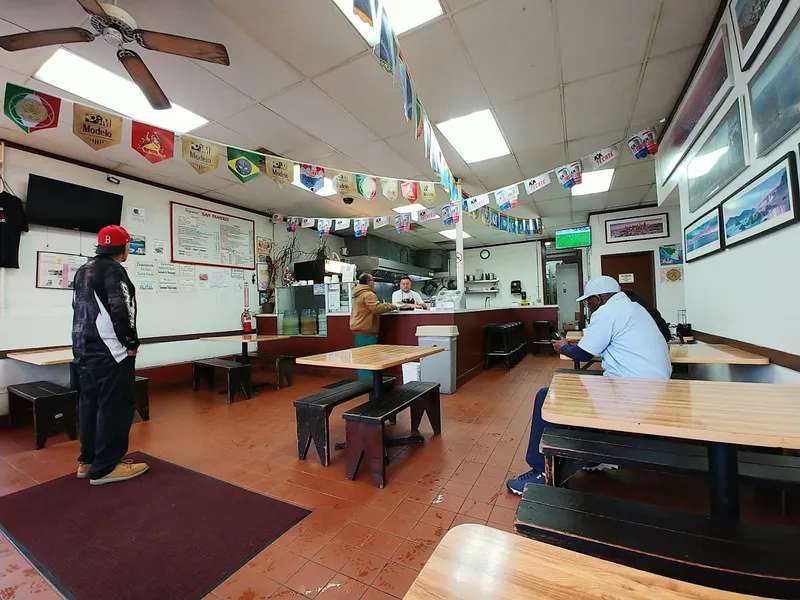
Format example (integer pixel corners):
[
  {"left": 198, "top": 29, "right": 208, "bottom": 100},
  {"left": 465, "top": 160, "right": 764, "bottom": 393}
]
[{"left": 510, "top": 280, "right": 522, "bottom": 294}]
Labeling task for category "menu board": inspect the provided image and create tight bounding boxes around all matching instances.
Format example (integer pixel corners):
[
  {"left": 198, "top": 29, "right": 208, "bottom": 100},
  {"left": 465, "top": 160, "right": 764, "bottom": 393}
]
[
  {"left": 36, "top": 251, "right": 88, "bottom": 290},
  {"left": 170, "top": 201, "right": 255, "bottom": 269}
]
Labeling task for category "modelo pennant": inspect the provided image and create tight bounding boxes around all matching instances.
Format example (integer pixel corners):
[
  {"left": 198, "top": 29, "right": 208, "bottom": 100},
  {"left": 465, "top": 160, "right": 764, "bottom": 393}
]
[
  {"left": 3, "top": 83, "right": 60, "bottom": 134},
  {"left": 227, "top": 147, "right": 259, "bottom": 183},
  {"left": 131, "top": 121, "right": 174, "bottom": 164},
  {"left": 73, "top": 104, "right": 122, "bottom": 151},
  {"left": 182, "top": 136, "right": 219, "bottom": 175},
  {"left": 331, "top": 171, "right": 355, "bottom": 195},
  {"left": 266, "top": 158, "right": 293, "bottom": 187}
]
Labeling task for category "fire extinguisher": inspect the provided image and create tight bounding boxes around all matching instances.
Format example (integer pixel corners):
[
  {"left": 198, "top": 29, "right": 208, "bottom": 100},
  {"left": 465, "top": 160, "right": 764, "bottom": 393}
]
[{"left": 241, "top": 308, "right": 253, "bottom": 333}]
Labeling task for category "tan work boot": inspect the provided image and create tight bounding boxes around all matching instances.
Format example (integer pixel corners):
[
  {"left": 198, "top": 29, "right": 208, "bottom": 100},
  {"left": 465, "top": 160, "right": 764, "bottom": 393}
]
[
  {"left": 77, "top": 464, "right": 91, "bottom": 479},
  {"left": 90, "top": 461, "right": 149, "bottom": 486}
]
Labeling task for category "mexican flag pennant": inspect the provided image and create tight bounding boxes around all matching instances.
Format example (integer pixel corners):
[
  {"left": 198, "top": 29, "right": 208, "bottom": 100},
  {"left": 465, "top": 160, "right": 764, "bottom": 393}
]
[
  {"left": 131, "top": 121, "right": 174, "bottom": 164},
  {"left": 401, "top": 181, "right": 418, "bottom": 203},
  {"left": 356, "top": 174, "right": 377, "bottom": 200},
  {"left": 73, "top": 104, "right": 122, "bottom": 151},
  {"left": 4, "top": 83, "right": 60, "bottom": 134},
  {"left": 227, "top": 147, "right": 259, "bottom": 183},
  {"left": 380, "top": 178, "right": 398, "bottom": 202},
  {"left": 182, "top": 136, "right": 219, "bottom": 175}
]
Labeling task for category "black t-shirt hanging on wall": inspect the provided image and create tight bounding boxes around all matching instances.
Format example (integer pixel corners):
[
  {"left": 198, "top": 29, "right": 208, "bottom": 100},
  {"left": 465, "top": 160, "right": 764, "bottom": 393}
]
[{"left": 0, "top": 191, "right": 28, "bottom": 269}]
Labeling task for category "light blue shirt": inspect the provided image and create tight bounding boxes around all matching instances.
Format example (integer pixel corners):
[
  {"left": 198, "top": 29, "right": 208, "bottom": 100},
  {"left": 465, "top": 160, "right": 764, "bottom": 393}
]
[{"left": 578, "top": 292, "right": 672, "bottom": 379}]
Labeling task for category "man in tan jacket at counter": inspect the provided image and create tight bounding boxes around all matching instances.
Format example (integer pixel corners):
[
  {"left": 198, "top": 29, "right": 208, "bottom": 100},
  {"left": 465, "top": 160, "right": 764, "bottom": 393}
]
[{"left": 350, "top": 273, "right": 396, "bottom": 379}]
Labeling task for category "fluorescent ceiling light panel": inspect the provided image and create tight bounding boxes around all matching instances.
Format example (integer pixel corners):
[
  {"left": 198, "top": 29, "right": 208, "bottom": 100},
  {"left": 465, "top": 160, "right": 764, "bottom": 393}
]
[
  {"left": 392, "top": 204, "right": 427, "bottom": 214},
  {"left": 34, "top": 49, "right": 207, "bottom": 133},
  {"left": 571, "top": 169, "right": 615, "bottom": 196},
  {"left": 291, "top": 164, "right": 336, "bottom": 196},
  {"left": 333, "top": 0, "right": 443, "bottom": 44},
  {"left": 436, "top": 110, "right": 510, "bottom": 163},
  {"left": 439, "top": 228, "right": 472, "bottom": 240}
]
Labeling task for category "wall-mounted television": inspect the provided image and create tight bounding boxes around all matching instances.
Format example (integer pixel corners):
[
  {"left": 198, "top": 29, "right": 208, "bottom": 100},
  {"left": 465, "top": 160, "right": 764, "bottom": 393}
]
[
  {"left": 25, "top": 174, "right": 123, "bottom": 233},
  {"left": 555, "top": 226, "right": 592, "bottom": 249}
]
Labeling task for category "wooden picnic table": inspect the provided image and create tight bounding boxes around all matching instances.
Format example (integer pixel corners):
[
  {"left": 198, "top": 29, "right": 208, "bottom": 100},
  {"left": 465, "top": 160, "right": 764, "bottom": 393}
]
[
  {"left": 560, "top": 342, "right": 769, "bottom": 369},
  {"left": 198, "top": 334, "right": 289, "bottom": 365},
  {"left": 404, "top": 524, "right": 758, "bottom": 600},
  {"left": 543, "top": 372, "right": 800, "bottom": 520},
  {"left": 6, "top": 348, "right": 74, "bottom": 365}
]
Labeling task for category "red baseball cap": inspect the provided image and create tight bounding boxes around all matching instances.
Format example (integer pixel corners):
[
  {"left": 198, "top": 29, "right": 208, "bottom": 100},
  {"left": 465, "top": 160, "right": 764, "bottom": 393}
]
[{"left": 96, "top": 225, "right": 131, "bottom": 254}]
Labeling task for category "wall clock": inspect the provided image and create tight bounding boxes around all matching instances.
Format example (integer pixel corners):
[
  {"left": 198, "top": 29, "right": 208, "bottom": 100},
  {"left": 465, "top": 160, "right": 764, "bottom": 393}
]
[{"left": 480, "top": 249, "right": 491, "bottom": 259}]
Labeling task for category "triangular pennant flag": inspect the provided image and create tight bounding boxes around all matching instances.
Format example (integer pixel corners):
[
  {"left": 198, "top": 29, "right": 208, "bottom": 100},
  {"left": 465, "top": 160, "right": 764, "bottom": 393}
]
[
  {"left": 398, "top": 48, "right": 413, "bottom": 122},
  {"left": 353, "top": 0, "right": 375, "bottom": 26},
  {"left": 331, "top": 171, "right": 355, "bottom": 195},
  {"left": 299, "top": 164, "right": 325, "bottom": 192},
  {"left": 556, "top": 164, "right": 576, "bottom": 189},
  {"left": 381, "top": 178, "right": 398, "bottom": 201},
  {"left": 401, "top": 181, "right": 418, "bottom": 203},
  {"left": 641, "top": 128, "right": 659, "bottom": 154},
  {"left": 626, "top": 133, "right": 649, "bottom": 160},
  {"left": 131, "top": 121, "right": 174, "bottom": 164},
  {"left": 227, "top": 147, "right": 260, "bottom": 183},
  {"left": 441, "top": 204, "right": 460, "bottom": 226},
  {"left": 317, "top": 218, "right": 332, "bottom": 237},
  {"left": 356, "top": 174, "right": 377, "bottom": 200},
  {"left": 72, "top": 104, "right": 122, "bottom": 150},
  {"left": 414, "top": 96, "right": 424, "bottom": 139},
  {"left": 182, "top": 136, "right": 219, "bottom": 175},
  {"left": 420, "top": 181, "right": 437, "bottom": 203},
  {"left": 374, "top": 216, "right": 390, "bottom": 229},
  {"left": 301, "top": 218, "right": 315, "bottom": 228},
  {"left": 523, "top": 173, "right": 550, "bottom": 195},
  {"left": 334, "top": 218, "right": 350, "bottom": 231},
  {"left": 591, "top": 145, "right": 618, "bottom": 169},
  {"left": 481, "top": 206, "right": 490, "bottom": 225},
  {"left": 272, "top": 214, "right": 285, "bottom": 224},
  {"left": 378, "top": 7, "right": 396, "bottom": 75},
  {"left": 354, "top": 217, "right": 369, "bottom": 237},
  {"left": 494, "top": 185, "right": 519, "bottom": 211},
  {"left": 4, "top": 83, "right": 60, "bottom": 133},
  {"left": 490, "top": 209, "right": 500, "bottom": 229},
  {"left": 266, "top": 158, "right": 294, "bottom": 187},
  {"left": 499, "top": 213, "right": 508, "bottom": 231},
  {"left": 423, "top": 118, "right": 432, "bottom": 159},
  {"left": 508, "top": 217, "right": 517, "bottom": 234}
]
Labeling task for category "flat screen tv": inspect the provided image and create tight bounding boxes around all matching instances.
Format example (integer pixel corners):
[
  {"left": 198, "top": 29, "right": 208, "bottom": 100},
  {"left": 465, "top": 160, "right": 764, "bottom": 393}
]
[
  {"left": 555, "top": 226, "right": 591, "bottom": 249},
  {"left": 25, "top": 174, "right": 123, "bottom": 233}
]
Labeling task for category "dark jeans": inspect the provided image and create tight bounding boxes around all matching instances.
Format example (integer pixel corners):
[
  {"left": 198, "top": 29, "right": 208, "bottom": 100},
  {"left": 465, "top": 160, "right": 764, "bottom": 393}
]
[
  {"left": 76, "top": 356, "right": 136, "bottom": 479},
  {"left": 525, "top": 386, "right": 552, "bottom": 473}
]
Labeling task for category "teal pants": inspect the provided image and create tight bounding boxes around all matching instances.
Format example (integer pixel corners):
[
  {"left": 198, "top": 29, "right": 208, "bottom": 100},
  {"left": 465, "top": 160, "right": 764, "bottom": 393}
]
[{"left": 354, "top": 334, "right": 377, "bottom": 380}]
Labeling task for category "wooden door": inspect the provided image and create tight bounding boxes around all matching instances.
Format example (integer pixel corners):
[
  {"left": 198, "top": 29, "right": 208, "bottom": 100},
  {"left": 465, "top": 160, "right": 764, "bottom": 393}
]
[{"left": 600, "top": 251, "right": 656, "bottom": 308}]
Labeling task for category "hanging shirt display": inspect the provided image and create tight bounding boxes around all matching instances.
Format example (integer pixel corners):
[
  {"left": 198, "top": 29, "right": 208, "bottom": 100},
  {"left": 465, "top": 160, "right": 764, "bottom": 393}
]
[{"left": 0, "top": 191, "right": 28, "bottom": 269}]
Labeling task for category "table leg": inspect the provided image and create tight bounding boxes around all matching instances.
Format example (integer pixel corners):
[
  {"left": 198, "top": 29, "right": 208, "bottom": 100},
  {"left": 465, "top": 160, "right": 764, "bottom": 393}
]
[
  {"left": 372, "top": 369, "right": 384, "bottom": 401},
  {"left": 241, "top": 342, "right": 250, "bottom": 365},
  {"left": 708, "top": 442, "right": 740, "bottom": 519}
]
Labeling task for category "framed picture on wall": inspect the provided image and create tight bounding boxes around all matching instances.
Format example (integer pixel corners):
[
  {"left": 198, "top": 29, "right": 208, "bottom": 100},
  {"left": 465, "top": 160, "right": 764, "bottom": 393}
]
[
  {"left": 720, "top": 150, "right": 798, "bottom": 248},
  {"left": 605, "top": 213, "right": 669, "bottom": 244},
  {"left": 656, "top": 25, "right": 734, "bottom": 186},
  {"left": 730, "top": 0, "right": 790, "bottom": 71},
  {"left": 684, "top": 206, "right": 724, "bottom": 262},
  {"left": 686, "top": 98, "right": 748, "bottom": 213},
  {"left": 748, "top": 9, "right": 800, "bottom": 157}
]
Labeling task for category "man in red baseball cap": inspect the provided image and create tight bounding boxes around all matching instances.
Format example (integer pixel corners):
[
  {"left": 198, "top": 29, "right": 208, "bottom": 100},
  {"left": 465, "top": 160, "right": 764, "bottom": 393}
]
[{"left": 71, "top": 225, "right": 148, "bottom": 485}]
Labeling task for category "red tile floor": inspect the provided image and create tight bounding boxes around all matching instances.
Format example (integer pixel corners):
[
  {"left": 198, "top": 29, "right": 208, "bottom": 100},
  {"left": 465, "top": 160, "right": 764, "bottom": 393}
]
[{"left": 1, "top": 355, "right": 797, "bottom": 600}]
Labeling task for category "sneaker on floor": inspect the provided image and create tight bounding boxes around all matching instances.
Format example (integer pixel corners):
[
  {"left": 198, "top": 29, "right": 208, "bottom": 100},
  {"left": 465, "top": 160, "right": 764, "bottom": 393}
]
[
  {"left": 90, "top": 461, "right": 149, "bottom": 486},
  {"left": 583, "top": 463, "right": 618, "bottom": 472},
  {"left": 506, "top": 469, "right": 545, "bottom": 496},
  {"left": 77, "top": 464, "right": 91, "bottom": 479}
]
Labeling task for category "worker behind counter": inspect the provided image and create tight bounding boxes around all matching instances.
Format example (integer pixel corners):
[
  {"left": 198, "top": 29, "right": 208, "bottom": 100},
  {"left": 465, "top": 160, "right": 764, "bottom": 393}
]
[{"left": 391, "top": 276, "right": 428, "bottom": 310}]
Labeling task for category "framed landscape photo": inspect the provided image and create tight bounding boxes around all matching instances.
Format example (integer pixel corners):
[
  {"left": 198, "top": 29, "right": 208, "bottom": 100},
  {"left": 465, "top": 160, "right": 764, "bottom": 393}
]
[
  {"left": 730, "top": 0, "right": 789, "bottom": 71},
  {"left": 684, "top": 207, "right": 724, "bottom": 262},
  {"left": 657, "top": 25, "right": 733, "bottom": 186},
  {"left": 686, "top": 98, "right": 748, "bottom": 213},
  {"left": 605, "top": 213, "right": 669, "bottom": 244},
  {"left": 720, "top": 151, "right": 798, "bottom": 248},
  {"left": 748, "top": 9, "right": 800, "bottom": 157}
]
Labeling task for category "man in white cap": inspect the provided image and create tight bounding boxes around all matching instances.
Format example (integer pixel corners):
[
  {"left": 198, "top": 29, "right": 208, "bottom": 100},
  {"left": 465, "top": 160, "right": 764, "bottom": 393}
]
[{"left": 506, "top": 275, "right": 671, "bottom": 494}]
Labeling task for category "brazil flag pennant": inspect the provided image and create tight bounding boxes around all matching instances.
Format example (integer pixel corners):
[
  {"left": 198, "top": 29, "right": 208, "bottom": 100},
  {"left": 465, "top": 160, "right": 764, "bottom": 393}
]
[
  {"left": 4, "top": 83, "right": 61, "bottom": 134},
  {"left": 227, "top": 147, "right": 259, "bottom": 183}
]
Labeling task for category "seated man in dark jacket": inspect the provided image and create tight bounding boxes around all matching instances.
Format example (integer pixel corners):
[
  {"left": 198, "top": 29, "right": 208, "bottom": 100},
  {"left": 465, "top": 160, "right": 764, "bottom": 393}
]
[{"left": 623, "top": 290, "right": 671, "bottom": 343}]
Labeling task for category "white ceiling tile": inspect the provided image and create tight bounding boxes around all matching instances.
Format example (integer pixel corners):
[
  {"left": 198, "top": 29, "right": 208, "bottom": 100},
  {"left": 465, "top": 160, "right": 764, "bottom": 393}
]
[
  {"left": 650, "top": 0, "right": 721, "bottom": 57},
  {"left": 220, "top": 103, "right": 319, "bottom": 155},
  {"left": 519, "top": 180, "right": 570, "bottom": 203},
  {"left": 339, "top": 139, "right": 422, "bottom": 179},
  {"left": 453, "top": 0, "right": 559, "bottom": 106},
  {"left": 642, "top": 184, "right": 658, "bottom": 205},
  {"left": 611, "top": 162, "right": 655, "bottom": 189},
  {"left": 515, "top": 143, "right": 567, "bottom": 177},
  {"left": 385, "top": 131, "right": 440, "bottom": 179},
  {"left": 399, "top": 19, "right": 490, "bottom": 123},
  {"left": 607, "top": 185, "right": 651, "bottom": 207},
  {"left": 495, "top": 88, "right": 563, "bottom": 153},
  {"left": 564, "top": 66, "right": 640, "bottom": 139},
  {"left": 618, "top": 146, "right": 655, "bottom": 167},
  {"left": 534, "top": 198, "right": 572, "bottom": 217},
  {"left": 567, "top": 130, "right": 624, "bottom": 164},
  {"left": 192, "top": 121, "right": 259, "bottom": 151},
  {"left": 571, "top": 192, "right": 608, "bottom": 211},
  {"left": 557, "top": 0, "right": 656, "bottom": 83},
  {"left": 572, "top": 210, "right": 589, "bottom": 224},
  {"left": 632, "top": 46, "right": 700, "bottom": 124},
  {"left": 470, "top": 155, "right": 523, "bottom": 191},
  {"left": 542, "top": 215, "right": 574, "bottom": 229}
]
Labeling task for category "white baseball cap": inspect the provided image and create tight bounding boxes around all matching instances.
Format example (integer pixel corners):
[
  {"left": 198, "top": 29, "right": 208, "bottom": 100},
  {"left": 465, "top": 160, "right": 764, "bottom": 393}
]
[{"left": 576, "top": 275, "right": 621, "bottom": 302}]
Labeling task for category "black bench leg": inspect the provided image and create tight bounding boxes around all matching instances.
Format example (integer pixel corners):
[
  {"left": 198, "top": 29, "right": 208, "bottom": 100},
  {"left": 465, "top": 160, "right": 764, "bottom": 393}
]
[
  {"left": 311, "top": 409, "right": 332, "bottom": 466},
  {"left": 426, "top": 390, "right": 441, "bottom": 435},
  {"left": 364, "top": 424, "right": 387, "bottom": 488},
  {"left": 388, "top": 414, "right": 397, "bottom": 425},
  {"left": 345, "top": 420, "right": 366, "bottom": 482},
  {"left": 709, "top": 442, "right": 740, "bottom": 519},
  {"left": 296, "top": 406, "right": 313, "bottom": 460}
]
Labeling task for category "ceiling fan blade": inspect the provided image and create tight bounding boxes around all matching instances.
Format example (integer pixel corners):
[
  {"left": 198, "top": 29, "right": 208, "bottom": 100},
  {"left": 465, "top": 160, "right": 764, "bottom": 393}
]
[
  {"left": 117, "top": 48, "right": 171, "bottom": 110},
  {"left": 133, "top": 30, "right": 230, "bottom": 66},
  {"left": 0, "top": 27, "right": 95, "bottom": 52},
  {"left": 75, "top": 0, "right": 107, "bottom": 18}
]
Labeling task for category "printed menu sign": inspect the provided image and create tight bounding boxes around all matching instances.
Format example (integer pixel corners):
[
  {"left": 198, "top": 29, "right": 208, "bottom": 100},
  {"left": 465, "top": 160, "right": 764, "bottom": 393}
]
[
  {"left": 36, "top": 252, "right": 88, "bottom": 289},
  {"left": 170, "top": 201, "right": 255, "bottom": 269}
]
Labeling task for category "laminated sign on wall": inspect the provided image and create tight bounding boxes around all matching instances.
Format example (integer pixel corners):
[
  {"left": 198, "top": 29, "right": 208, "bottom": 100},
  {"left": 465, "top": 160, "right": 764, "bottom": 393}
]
[{"left": 170, "top": 201, "right": 255, "bottom": 269}]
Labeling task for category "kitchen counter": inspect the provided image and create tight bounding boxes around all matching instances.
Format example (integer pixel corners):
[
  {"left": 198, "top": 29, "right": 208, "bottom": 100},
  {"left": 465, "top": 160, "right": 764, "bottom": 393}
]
[{"left": 255, "top": 305, "right": 558, "bottom": 317}]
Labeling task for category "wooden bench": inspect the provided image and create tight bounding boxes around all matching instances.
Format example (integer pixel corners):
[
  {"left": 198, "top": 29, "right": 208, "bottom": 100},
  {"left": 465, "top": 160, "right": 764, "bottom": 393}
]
[
  {"left": 8, "top": 381, "right": 78, "bottom": 449},
  {"left": 192, "top": 358, "right": 251, "bottom": 404},
  {"left": 514, "top": 484, "right": 800, "bottom": 598},
  {"left": 234, "top": 352, "right": 294, "bottom": 388},
  {"left": 293, "top": 377, "right": 396, "bottom": 466},
  {"left": 541, "top": 427, "right": 800, "bottom": 490},
  {"left": 133, "top": 375, "right": 150, "bottom": 422},
  {"left": 342, "top": 381, "right": 441, "bottom": 488}
]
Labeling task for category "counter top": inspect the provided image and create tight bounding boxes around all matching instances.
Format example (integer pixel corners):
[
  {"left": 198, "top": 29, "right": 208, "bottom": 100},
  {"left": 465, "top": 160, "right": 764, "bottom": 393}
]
[{"left": 256, "top": 305, "right": 557, "bottom": 317}]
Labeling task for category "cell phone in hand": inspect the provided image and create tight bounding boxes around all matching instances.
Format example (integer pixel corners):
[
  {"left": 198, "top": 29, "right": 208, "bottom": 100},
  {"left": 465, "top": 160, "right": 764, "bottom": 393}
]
[{"left": 551, "top": 332, "right": 562, "bottom": 340}]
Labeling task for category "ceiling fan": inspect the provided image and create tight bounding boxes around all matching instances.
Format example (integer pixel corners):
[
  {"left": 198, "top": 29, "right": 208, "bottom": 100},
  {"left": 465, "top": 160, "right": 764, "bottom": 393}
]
[{"left": 0, "top": 0, "right": 230, "bottom": 111}]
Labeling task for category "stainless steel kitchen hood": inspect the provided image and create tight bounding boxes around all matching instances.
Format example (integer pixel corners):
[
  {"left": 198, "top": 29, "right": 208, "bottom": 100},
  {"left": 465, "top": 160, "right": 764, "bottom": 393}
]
[{"left": 349, "top": 256, "right": 434, "bottom": 282}]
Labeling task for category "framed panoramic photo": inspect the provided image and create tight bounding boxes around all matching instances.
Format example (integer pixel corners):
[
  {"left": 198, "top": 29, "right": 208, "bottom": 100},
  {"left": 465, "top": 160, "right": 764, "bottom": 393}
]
[
  {"left": 748, "top": 9, "right": 800, "bottom": 157},
  {"left": 686, "top": 98, "right": 748, "bottom": 213},
  {"left": 684, "top": 206, "right": 724, "bottom": 262},
  {"left": 730, "top": 0, "right": 789, "bottom": 71},
  {"left": 656, "top": 25, "right": 733, "bottom": 186},
  {"left": 720, "top": 151, "right": 798, "bottom": 248},
  {"left": 605, "top": 213, "right": 669, "bottom": 244}
]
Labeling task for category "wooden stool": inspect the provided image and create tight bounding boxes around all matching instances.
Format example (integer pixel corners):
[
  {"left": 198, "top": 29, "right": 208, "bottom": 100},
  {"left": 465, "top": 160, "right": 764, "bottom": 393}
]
[
  {"left": 192, "top": 358, "right": 252, "bottom": 404},
  {"left": 8, "top": 381, "right": 78, "bottom": 449}
]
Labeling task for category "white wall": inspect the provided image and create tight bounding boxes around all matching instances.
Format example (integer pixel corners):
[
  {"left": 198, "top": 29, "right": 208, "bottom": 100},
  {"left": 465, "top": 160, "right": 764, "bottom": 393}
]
[
  {"left": 449, "top": 241, "right": 544, "bottom": 309},
  {"left": 0, "top": 147, "right": 338, "bottom": 414},
  {"left": 656, "top": 0, "right": 800, "bottom": 358}
]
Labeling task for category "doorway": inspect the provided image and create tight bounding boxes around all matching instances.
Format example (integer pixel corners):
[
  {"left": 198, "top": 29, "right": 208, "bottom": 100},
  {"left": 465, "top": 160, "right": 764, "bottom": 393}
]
[
  {"left": 601, "top": 251, "right": 656, "bottom": 307},
  {"left": 555, "top": 263, "right": 580, "bottom": 332}
]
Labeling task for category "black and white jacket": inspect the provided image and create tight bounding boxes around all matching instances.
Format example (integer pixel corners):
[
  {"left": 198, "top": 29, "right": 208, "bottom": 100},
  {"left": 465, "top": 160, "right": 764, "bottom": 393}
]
[{"left": 72, "top": 256, "right": 139, "bottom": 364}]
